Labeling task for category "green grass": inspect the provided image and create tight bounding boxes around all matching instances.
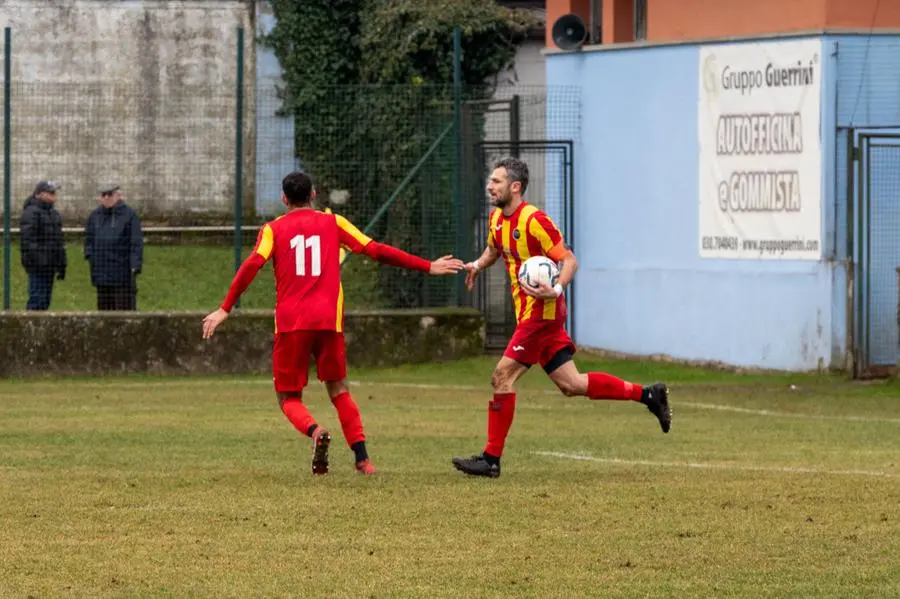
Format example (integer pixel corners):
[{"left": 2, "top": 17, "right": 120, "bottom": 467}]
[
  {"left": 0, "top": 242, "right": 386, "bottom": 311},
  {"left": 1, "top": 356, "right": 899, "bottom": 598}
]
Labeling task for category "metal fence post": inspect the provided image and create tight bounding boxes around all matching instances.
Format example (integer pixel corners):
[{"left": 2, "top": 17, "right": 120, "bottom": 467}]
[
  {"left": 2, "top": 27, "right": 11, "bottom": 311},
  {"left": 509, "top": 94, "right": 520, "bottom": 158},
  {"left": 452, "top": 26, "right": 463, "bottom": 305},
  {"left": 233, "top": 26, "right": 244, "bottom": 308}
]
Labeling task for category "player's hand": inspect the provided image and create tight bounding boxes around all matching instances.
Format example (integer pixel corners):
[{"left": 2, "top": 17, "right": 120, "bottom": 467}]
[
  {"left": 429, "top": 255, "right": 465, "bottom": 275},
  {"left": 521, "top": 280, "right": 560, "bottom": 300},
  {"left": 463, "top": 262, "right": 480, "bottom": 291},
  {"left": 202, "top": 308, "right": 229, "bottom": 339}
]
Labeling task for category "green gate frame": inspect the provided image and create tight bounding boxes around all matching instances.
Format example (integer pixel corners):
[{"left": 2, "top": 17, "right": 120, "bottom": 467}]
[
  {"left": 848, "top": 129, "right": 900, "bottom": 377},
  {"left": 471, "top": 140, "right": 575, "bottom": 351}
]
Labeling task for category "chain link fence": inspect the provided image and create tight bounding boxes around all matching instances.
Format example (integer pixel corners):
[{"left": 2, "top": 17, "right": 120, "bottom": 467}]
[
  {"left": 856, "top": 137, "right": 900, "bottom": 370},
  {"left": 1, "top": 77, "right": 579, "bottom": 313}
]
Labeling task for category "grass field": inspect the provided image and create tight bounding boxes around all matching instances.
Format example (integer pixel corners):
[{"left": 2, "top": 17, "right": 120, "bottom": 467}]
[
  {"left": 0, "top": 242, "right": 386, "bottom": 311},
  {"left": 1, "top": 356, "right": 899, "bottom": 598}
]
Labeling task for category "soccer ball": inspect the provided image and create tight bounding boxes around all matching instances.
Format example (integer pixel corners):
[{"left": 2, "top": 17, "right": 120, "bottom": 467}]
[{"left": 518, "top": 256, "right": 559, "bottom": 288}]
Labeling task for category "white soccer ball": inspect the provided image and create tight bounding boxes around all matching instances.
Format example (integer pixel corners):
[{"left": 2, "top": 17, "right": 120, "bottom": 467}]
[{"left": 517, "top": 256, "right": 560, "bottom": 288}]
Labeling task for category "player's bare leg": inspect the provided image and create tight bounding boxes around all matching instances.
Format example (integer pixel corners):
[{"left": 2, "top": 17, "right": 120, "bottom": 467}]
[
  {"left": 277, "top": 393, "right": 331, "bottom": 475},
  {"left": 546, "top": 360, "right": 672, "bottom": 433},
  {"left": 324, "top": 380, "right": 375, "bottom": 475},
  {"left": 452, "top": 357, "right": 529, "bottom": 478}
]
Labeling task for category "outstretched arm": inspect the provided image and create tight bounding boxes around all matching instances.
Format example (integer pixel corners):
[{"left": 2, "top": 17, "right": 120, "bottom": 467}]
[
  {"left": 358, "top": 241, "right": 431, "bottom": 272},
  {"left": 219, "top": 252, "right": 266, "bottom": 313},
  {"left": 203, "top": 225, "right": 272, "bottom": 338},
  {"left": 467, "top": 245, "right": 500, "bottom": 271},
  {"left": 463, "top": 246, "right": 500, "bottom": 291},
  {"left": 359, "top": 242, "right": 463, "bottom": 274},
  {"left": 336, "top": 214, "right": 463, "bottom": 275}
]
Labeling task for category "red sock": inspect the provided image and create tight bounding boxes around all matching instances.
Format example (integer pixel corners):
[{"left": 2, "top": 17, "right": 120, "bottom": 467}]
[
  {"left": 587, "top": 373, "right": 643, "bottom": 401},
  {"left": 484, "top": 393, "right": 517, "bottom": 458},
  {"left": 331, "top": 392, "right": 366, "bottom": 446},
  {"left": 280, "top": 397, "right": 318, "bottom": 436}
]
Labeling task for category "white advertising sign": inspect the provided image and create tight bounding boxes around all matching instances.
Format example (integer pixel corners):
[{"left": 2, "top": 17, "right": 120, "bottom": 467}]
[{"left": 699, "top": 39, "right": 822, "bottom": 260}]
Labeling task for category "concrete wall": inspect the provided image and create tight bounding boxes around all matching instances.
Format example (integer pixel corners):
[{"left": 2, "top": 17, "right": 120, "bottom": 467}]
[
  {"left": 0, "top": 309, "right": 485, "bottom": 377},
  {"left": 547, "top": 34, "right": 846, "bottom": 371},
  {"left": 0, "top": 0, "right": 254, "bottom": 221}
]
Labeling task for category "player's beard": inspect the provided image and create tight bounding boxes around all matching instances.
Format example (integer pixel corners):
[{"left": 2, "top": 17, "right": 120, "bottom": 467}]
[{"left": 490, "top": 188, "right": 512, "bottom": 208}]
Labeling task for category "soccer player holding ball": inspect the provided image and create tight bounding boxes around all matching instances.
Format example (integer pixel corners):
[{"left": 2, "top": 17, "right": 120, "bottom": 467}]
[
  {"left": 452, "top": 158, "right": 672, "bottom": 478},
  {"left": 202, "top": 172, "right": 464, "bottom": 476}
]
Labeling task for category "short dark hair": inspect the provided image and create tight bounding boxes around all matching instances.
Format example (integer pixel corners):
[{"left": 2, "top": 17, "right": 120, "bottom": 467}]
[
  {"left": 282, "top": 171, "right": 313, "bottom": 206},
  {"left": 494, "top": 157, "right": 529, "bottom": 194}
]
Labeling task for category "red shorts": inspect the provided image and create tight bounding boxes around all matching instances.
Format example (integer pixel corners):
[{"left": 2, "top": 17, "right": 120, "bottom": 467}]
[
  {"left": 503, "top": 318, "right": 576, "bottom": 369},
  {"left": 272, "top": 330, "right": 347, "bottom": 393}
]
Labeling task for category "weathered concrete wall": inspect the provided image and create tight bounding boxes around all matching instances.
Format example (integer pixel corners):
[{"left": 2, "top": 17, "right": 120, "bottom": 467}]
[
  {"left": 0, "top": 309, "right": 485, "bottom": 377},
  {"left": 0, "top": 0, "right": 255, "bottom": 222}
]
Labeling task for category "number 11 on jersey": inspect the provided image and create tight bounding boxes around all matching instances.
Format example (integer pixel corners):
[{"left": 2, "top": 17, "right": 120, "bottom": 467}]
[{"left": 290, "top": 234, "right": 321, "bottom": 276}]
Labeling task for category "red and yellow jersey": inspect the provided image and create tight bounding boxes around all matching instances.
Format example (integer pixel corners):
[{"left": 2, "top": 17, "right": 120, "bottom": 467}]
[
  {"left": 488, "top": 202, "right": 569, "bottom": 323},
  {"left": 323, "top": 207, "right": 349, "bottom": 265},
  {"left": 252, "top": 209, "right": 372, "bottom": 333}
]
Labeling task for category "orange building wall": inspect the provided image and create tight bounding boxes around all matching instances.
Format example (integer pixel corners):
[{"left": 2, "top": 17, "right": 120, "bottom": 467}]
[
  {"left": 546, "top": 0, "right": 591, "bottom": 48},
  {"left": 649, "top": 0, "right": 827, "bottom": 42},
  {"left": 826, "top": 0, "right": 900, "bottom": 29},
  {"left": 546, "top": 0, "right": 900, "bottom": 48},
  {"left": 604, "top": 0, "right": 634, "bottom": 44}
]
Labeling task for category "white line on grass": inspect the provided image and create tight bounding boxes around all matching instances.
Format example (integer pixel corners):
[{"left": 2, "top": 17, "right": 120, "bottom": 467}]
[
  {"left": 533, "top": 451, "right": 899, "bottom": 479},
  {"left": 8, "top": 378, "right": 900, "bottom": 425},
  {"left": 346, "top": 382, "right": 900, "bottom": 425},
  {"left": 675, "top": 400, "right": 900, "bottom": 424}
]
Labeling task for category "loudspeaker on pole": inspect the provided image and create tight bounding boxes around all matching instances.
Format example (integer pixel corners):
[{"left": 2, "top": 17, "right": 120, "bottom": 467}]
[{"left": 552, "top": 13, "right": 587, "bottom": 51}]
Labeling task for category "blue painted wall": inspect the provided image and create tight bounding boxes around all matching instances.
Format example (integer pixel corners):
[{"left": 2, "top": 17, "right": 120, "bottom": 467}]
[{"left": 547, "top": 35, "right": 842, "bottom": 371}]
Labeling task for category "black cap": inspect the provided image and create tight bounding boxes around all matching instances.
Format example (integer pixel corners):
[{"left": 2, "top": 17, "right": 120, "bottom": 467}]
[{"left": 34, "top": 180, "right": 59, "bottom": 194}]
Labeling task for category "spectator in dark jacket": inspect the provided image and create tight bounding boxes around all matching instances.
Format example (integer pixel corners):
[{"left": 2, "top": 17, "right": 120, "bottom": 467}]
[
  {"left": 84, "top": 184, "right": 143, "bottom": 310},
  {"left": 20, "top": 180, "right": 66, "bottom": 310}
]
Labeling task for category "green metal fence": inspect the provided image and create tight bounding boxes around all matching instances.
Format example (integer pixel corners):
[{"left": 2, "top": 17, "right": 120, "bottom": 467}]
[
  {"left": 0, "top": 25, "right": 580, "bottom": 313},
  {"left": 848, "top": 130, "right": 900, "bottom": 375}
]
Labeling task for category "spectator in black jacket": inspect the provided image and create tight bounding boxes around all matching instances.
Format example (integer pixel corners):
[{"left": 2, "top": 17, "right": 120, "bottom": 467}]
[
  {"left": 20, "top": 180, "right": 66, "bottom": 310},
  {"left": 84, "top": 184, "right": 144, "bottom": 311}
]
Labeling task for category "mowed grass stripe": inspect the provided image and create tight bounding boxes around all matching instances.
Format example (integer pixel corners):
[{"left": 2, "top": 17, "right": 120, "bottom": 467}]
[{"left": 1, "top": 361, "right": 899, "bottom": 597}]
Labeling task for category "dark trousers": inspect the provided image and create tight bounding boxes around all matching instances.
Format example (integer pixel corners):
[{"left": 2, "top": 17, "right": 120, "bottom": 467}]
[
  {"left": 96, "top": 285, "right": 137, "bottom": 311},
  {"left": 26, "top": 271, "right": 54, "bottom": 310}
]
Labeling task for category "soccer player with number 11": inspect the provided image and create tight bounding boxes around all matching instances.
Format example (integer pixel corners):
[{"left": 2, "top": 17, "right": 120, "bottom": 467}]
[{"left": 202, "top": 172, "right": 464, "bottom": 476}]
